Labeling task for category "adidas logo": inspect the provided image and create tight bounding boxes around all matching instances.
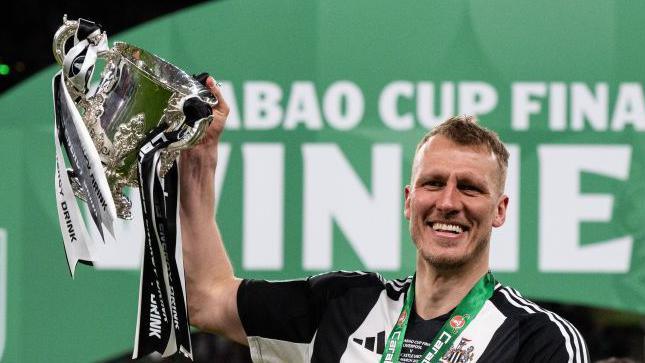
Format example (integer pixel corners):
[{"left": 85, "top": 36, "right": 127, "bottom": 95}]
[{"left": 352, "top": 331, "right": 385, "bottom": 354}]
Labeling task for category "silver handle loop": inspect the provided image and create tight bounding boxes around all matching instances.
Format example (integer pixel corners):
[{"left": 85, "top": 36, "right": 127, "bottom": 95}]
[{"left": 52, "top": 15, "right": 79, "bottom": 66}]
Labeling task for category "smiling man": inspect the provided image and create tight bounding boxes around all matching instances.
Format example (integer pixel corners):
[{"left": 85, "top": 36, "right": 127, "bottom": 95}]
[{"left": 180, "top": 80, "right": 589, "bottom": 362}]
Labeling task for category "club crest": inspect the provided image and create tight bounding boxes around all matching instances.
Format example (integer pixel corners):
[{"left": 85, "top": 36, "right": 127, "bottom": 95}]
[{"left": 442, "top": 337, "right": 475, "bottom": 363}]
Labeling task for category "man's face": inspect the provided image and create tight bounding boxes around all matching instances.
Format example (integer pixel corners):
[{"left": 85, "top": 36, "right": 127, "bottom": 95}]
[{"left": 404, "top": 135, "right": 508, "bottom": 270}]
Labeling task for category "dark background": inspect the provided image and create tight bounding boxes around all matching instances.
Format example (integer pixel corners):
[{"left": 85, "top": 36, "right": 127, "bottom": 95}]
[{"left": 0, "top": 0, "right": 207, "bottom": 95}]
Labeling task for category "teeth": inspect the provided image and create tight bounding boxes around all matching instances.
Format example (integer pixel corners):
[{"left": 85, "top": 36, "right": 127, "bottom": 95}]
[{"left": 432, "top": 223, "right": 463, "bottom": 234}]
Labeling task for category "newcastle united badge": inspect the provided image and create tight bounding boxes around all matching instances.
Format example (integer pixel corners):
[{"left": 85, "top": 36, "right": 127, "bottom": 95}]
[{"left": 51, "top": 15, "right": 217, "bottom": 359}]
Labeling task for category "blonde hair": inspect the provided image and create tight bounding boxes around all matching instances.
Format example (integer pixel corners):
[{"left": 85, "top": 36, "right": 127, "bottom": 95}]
[{"left": 412, "top": 115, "right": 509, "bottom": 191}]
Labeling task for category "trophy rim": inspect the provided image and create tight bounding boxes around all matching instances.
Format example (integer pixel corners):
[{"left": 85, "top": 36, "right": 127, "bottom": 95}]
[{"left": 112, "top": 41, "right": 215, "bottom": 103}]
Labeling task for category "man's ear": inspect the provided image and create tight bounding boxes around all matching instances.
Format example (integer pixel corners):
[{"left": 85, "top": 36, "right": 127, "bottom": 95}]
[
  {"left": 404, "top": 185, "right": 412, "bottom": 220},
  {"left": 492, "top": 194, "right": 509, "bottom": 228}
]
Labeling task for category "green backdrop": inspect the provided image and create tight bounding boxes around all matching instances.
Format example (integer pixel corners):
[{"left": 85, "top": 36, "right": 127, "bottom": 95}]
[{"left": 1, "top": 0, "right": 645, "bottom": 361}]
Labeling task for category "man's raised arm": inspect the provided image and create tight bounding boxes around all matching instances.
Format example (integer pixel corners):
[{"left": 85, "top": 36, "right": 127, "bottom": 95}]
[{"left": 179, "top": 77, "right": 247, "bottom": 345}]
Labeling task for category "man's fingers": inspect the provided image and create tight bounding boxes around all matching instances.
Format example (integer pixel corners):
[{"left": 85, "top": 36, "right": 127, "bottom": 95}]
[
  {"left": 205, "top": 77, "right": 229, "bottom": 114},
  {"left": 194, "top": 72, "right": 211, "bottom": 86}
]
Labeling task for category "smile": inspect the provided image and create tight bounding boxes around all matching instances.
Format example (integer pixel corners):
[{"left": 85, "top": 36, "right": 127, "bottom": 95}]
[{"left": 428, "top": 221, "right": 469, "bottom": 234}]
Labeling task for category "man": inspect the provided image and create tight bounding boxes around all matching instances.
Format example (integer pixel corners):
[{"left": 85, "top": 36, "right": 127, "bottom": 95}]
[{"left": 179, "top": 77, "right": 590, "bottom": 362}]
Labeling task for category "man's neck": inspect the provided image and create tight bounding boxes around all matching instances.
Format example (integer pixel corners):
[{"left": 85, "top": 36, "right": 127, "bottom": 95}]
[{"left": 413, "top": 256, "right": 489, "bottom": 320}]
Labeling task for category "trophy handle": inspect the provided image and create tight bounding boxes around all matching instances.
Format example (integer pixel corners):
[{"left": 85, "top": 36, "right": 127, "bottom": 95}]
[
  {"left": 53, "top": 15, "right": 109, "bottom": 66},
  {"left": 52, "top": 15, "right": 78, "bottom": 66}
]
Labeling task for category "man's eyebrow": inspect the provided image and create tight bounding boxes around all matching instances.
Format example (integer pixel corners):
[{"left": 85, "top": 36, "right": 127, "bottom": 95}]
[
  {"left": 457, "top": 173, "right": 491, "bottom": 190},
  {"left": 457, "top": 172, "right": 485, "bottom": 183},
  {"left": 416, "top": 170, "right": 447, "bottom": 181}
]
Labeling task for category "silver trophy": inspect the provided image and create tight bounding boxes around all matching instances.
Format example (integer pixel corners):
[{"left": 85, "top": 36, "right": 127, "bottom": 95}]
[
  {"left": 53, "top": 15, "right": 216, "bottom": 219},
  {"left": 52, "top": 16, "right": 216, "bottom": 358}
]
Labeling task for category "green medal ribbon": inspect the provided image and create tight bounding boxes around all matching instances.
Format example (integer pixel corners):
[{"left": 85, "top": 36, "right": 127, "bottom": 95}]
[{"left": 380, "top": 272, "right": 496, "bottom": 363}]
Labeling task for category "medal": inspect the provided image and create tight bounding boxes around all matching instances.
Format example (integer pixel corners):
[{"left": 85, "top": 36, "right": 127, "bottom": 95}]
[{"left": 380, "top": 272, "right": 495, "bottom": 363}]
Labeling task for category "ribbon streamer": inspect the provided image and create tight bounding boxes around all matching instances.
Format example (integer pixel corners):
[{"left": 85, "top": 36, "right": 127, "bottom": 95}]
[
  {"left": 53, "top": 73, "right": 97, "bottom": 276},
  {"left": 134, "top": 127, "right": 192, "bottom": 359}
]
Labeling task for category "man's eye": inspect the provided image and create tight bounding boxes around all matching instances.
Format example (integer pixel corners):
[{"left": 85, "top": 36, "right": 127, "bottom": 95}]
[
  {"left": 424, "top": 180, "right": 443, "bottom": 188},
  {"left": 459, "top": 184, "right": 481, "bottom": 193}
]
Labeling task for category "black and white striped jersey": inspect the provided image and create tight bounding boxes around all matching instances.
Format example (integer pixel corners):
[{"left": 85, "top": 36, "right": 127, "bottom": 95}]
[{"left": 237, "top": 271, "right": 589, "bottom": 362}]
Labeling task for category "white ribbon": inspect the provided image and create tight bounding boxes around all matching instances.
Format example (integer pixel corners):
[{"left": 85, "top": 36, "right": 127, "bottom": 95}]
[
  {"left": 58, "top": 73, "right": 117, "bottom": 236},
  {"left": 53, "top": 91, "right": 96, "bottom": 277}
]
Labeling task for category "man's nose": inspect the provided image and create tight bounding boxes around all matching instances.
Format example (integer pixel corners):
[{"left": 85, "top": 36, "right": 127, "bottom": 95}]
[{"left": 436, "top": 183, "right": 460, "bottom": 213}]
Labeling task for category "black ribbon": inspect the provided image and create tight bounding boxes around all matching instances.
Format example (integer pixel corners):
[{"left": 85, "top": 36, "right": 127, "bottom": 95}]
[
  {"left": 159, "top": 162, "right": 191, "bottom": 356},
  {"left": 77, "top": 18, "right": 102, "bottom": 40},
  {"left": 135, "top": 126, "right": 192, "bottom": 359}
]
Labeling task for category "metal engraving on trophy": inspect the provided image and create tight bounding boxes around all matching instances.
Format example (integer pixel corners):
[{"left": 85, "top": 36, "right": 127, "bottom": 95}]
[{"left": 52, "top": 16, "right": 216, "bottom": 219}]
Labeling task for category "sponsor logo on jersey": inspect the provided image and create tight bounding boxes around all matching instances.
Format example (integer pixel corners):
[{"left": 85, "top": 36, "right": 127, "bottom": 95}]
[{"left": 352, "top": 330, "right": 385, "bottom": 354}]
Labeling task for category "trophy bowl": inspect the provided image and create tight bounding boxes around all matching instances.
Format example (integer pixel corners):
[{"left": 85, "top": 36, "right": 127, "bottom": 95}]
[{"left": 53, "top": 16, "right": 217, "bottom": 219}]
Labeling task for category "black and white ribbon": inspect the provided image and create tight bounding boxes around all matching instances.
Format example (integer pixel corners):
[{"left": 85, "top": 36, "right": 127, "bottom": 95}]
[
  {"left": 133, "top": 98, "right": 211, "bottom": 359},
  {"left": 53, "top": 18, "right": 115, "bottom": 276},
  {"left": 63, "top": 18, "right": 107, "bottom": 95},
  {"left": 53, "top": 71, "right": 117, "bottom": 275},
  {"left": 53, "top": 73, "right": 96, "bottom": 276}
]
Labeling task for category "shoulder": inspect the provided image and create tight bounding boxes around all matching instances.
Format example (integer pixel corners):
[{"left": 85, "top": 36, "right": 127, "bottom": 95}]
[
  {"left": 240, "top": 271, "right": 400, "bottom": 299},
  {"left": 307, "top": 270, "right": 386, "bottom": 290},
  {"left": 240, "top": 271, "right": 414, "bottom": 305},
  {"left": 307, "top": 271, "right": 413, "bottom": 300},
  {"left": 490, "top": 283, "right": 590, "bottom": 361},
  {"left": 383, "top": 275, "right": 413, "bottom": 300}
]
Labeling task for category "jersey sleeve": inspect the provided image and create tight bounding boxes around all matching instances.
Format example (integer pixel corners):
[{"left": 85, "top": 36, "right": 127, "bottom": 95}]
[
  {"left": 516, "top": 313, "right": 590, "bottom": 362},
  {"left": 236, "top": 271, "right": 384, "bottom": 362}
]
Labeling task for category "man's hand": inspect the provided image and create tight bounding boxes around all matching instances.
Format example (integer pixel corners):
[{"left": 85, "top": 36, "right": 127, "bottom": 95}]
[
  {"left": 178, "top": 76, "right": 247, "bottom": 344},
  {"left": 179, "top": 76, "right": 229, "bottom": 217},
  {"left": 181, "top": 76, "right": 229, "bottom": 168},
  {"left": 200, "top": 76, "right": 229, "bottom": 146}
]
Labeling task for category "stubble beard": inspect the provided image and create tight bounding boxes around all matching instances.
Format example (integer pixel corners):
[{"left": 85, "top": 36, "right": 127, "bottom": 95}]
[{"left": 413, "top": 227, "right": 491, "bottom": 271}]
